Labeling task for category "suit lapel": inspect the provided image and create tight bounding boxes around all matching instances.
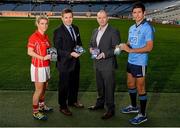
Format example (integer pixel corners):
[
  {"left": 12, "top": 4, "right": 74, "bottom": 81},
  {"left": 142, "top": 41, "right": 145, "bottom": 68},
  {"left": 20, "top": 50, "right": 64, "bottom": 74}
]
[
  {"left": 93, "top": 29, "right": 99, "bottom": 47},
  {"left": 62, "top": 24, "right": 76, "bottom": 45},
  {"left": 62, "top": 24, "right": 72, "bottom": 39}
]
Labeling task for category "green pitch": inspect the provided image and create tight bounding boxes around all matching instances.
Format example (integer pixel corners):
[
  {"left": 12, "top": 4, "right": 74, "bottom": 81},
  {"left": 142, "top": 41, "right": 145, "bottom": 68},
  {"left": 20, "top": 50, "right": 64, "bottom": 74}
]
[
  {"left": 0, "top": 17, "right": 180, "bottom": 92},
  {"left": 0, "top": 91, "right": 180, "bottom": 127}
]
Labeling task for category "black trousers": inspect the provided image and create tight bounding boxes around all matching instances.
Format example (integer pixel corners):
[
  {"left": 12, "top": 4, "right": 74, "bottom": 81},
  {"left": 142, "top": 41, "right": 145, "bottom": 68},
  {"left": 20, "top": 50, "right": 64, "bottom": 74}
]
[
  {"left": 58, "top": 65, "right": 80, "bottom": 109},
  {"left": 95, "top": 69, "right": 115, "bottom": 113}
]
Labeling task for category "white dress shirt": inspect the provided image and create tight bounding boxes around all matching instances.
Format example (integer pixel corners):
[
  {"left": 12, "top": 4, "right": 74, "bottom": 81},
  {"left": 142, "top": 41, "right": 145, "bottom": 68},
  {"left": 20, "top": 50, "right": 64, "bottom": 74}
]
[{"left": 96, "top": 23, "right": 108, "bottom": 47}]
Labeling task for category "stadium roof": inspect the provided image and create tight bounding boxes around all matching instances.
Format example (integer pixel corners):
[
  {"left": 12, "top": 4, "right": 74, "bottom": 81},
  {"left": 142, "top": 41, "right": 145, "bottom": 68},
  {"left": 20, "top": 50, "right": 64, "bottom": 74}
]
[{"left": 0, "top": 0, "right": 173, "bottom": 2}]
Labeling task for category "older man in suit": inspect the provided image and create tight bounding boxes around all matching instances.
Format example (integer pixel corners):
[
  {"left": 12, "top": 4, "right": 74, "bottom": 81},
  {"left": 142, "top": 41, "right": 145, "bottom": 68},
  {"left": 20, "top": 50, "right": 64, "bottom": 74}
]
[
  {"left": 88, "top": 10, "right": 120, "bottom": 119},
  {"left": 53, "top": 8, "right": 84, "bottom": 116}
]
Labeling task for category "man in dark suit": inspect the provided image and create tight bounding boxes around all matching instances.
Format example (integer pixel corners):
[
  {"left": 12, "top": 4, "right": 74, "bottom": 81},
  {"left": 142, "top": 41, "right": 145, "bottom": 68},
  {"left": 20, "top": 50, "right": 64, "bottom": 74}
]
[
  {"left": 88, "top": 10, "right": 120, "bottom": 119},
  {"left": 53, "top": 8, "right": 84, "bottom": 116}
]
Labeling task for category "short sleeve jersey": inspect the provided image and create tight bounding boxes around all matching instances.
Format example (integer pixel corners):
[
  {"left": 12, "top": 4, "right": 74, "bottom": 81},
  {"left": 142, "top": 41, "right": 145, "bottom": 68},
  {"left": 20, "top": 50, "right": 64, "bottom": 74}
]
[
  {"left": 128, "top": 20, "right": 154, "bottom": 66},
  {"left": 27, "top": 30, "right": 50, "bottom": 67}
]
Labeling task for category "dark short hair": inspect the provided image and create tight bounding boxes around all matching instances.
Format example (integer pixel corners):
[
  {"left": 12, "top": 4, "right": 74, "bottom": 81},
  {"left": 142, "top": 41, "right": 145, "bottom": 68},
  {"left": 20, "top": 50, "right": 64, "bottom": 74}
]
[
  {"left": 132, "top": 3, "right": 145, "bottom": 12},
  {"left": 61, "top": 8, "right": 73, "bottom": 17}
]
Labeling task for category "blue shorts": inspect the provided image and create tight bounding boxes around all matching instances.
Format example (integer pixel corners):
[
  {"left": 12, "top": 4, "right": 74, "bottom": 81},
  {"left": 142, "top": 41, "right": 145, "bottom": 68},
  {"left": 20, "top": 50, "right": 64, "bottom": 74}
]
[{"left": 127, "top": 62, "right": 147, "bottom": 78}]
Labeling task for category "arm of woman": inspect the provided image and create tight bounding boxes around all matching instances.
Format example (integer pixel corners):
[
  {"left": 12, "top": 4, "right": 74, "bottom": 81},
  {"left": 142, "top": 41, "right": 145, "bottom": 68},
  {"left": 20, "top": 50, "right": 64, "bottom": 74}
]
[{"left": 27, "top": 47, "right": 50, "bottom": 60}]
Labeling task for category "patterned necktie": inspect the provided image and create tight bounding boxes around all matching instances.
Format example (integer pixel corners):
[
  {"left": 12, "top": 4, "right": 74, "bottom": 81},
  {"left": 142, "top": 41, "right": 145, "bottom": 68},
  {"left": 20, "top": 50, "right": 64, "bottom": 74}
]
[{"left": 69, "top": 27, "right": 75, "bottom": 42}]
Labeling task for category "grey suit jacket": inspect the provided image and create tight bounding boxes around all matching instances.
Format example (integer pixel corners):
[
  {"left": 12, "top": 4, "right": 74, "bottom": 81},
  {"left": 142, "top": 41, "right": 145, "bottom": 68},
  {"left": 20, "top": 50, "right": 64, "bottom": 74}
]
[{"left": 90, "top": 25, "right": 120, "bottom": 71}]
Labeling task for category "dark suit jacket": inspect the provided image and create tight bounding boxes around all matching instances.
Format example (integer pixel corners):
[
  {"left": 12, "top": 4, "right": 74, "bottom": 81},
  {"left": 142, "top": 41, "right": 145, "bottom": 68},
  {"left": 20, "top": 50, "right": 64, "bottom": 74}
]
[
  {"left": 54, "top": 24, "right": 82, "bottom": 72},
  {"left": 90, "top": 25, "right": 120, "bottom": 71}
]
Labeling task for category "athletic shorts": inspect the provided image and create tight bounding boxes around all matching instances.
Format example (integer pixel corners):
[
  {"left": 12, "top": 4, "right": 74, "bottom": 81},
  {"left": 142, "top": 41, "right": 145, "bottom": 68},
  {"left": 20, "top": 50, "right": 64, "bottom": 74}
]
[
  {"left": 127, "top": 62, "right": 147, "bottom": 78},
  {"left": 30, "top": 64, "right": 50, "bottom": 82}
]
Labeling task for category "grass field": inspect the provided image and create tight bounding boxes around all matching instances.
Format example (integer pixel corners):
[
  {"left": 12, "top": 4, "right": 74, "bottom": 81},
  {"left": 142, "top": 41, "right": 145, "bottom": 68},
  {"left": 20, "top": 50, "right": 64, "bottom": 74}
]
[
  {"left": 0, "top": 17, "right": 180, "bottom": 92},
  {"left": 0, "top": 91, "right": 180, "bottom": 127},
  {"left": 0, "top": 17, "right": 180, "bottom": 127}
]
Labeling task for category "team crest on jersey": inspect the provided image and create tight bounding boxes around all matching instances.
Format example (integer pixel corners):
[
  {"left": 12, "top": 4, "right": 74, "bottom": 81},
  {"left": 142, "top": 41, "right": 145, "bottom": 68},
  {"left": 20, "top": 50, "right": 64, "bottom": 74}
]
[
  {"left": 138, "top": 31, "right": 141, "bottom": 34},
  {"left": 130, "top": 36, "right": 138, "bottom": 45},
  {"left": 45, "top": 42, "right": 50, "bottom": 46}
]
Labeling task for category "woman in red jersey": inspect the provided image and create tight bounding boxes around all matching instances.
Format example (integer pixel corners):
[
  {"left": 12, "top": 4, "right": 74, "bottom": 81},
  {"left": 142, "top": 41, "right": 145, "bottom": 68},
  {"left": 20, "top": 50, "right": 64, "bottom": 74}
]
[{"left": 27, "top": 15, "right": 53, "bottom": 120}]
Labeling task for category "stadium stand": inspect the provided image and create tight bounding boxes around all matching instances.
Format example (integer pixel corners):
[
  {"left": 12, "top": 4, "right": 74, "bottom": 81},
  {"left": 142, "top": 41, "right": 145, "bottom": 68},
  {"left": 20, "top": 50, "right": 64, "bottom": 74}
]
[
  {"left": 14, "top": 3, "right": 31, "bottom": 11},
  {"left": 0, "top": 0, "right": 180, "bottom": 25},
  {"left": 0, "top": 3, "right": 16, "bottom": 11},
  {"left": 145, "top": 0, "right": 180, "bottom": 23}
]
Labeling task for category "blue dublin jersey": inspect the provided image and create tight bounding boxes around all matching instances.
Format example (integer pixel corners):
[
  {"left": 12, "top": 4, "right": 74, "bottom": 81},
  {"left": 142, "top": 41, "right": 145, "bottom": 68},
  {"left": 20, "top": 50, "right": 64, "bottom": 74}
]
[{"left": 128, "top": 19, "right": 154, "bottom": 66}]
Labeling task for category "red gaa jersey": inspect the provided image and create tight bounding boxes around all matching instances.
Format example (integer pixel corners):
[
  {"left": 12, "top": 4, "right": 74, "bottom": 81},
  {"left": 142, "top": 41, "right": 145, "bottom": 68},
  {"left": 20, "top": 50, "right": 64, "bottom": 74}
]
[{"left": 27, "top": 30, "right": 51, "bottom": 67}]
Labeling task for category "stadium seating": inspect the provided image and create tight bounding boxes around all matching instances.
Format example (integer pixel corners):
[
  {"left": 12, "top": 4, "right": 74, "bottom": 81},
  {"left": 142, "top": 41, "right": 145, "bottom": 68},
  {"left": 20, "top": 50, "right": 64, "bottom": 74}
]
[
  {"left": 0, "top": 3, "right": 16, "bottom": 11},
  {"left": 14, "top": 3, "right": 31, "bottom": 11},
  {"left": 145, "top": 0, "right": 180, "bottom": 21},
  {"left": 0, "top": 0, "right": 179, "bottom": 24}
]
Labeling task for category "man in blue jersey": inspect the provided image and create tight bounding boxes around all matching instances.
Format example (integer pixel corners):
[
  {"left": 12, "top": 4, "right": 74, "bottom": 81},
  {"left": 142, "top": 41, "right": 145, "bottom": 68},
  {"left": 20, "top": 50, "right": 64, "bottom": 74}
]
[{"left": 120, "top": 3, "right": 154, "bottom": 125}]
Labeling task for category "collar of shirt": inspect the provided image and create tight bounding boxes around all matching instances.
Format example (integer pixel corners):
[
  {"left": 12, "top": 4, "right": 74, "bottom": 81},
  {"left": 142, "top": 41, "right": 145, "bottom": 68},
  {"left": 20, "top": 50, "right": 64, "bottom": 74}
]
[
  {"left": 35, "top": 30, "right": 47, "bottom": 41},
  {"left": 98, "top": 23, "right": 108, "bottom": 33},
  {"left": 64, "top": 24, "right": 72, "bottom": 31},
  {"left": 36, "top": 30, "right": 45, "bottom": 36},
  {"left": 136, "top": 19, "right": 146, "bottom": 28}
]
